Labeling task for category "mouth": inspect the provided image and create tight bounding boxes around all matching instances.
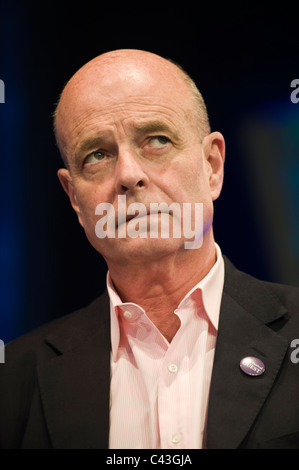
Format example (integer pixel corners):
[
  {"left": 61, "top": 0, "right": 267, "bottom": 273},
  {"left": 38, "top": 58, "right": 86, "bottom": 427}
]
[
  {"left": 125, "top": 212, "right": 143, "bottom": 222},
  {"left": 113, "top": 210, "right": 170, "bottom": 231},
  {"left": 120, "top": 211, "right": 149, "bottom": 228},
  {"left": 125, "top": 210, "right": 172, "bottom": 222}
]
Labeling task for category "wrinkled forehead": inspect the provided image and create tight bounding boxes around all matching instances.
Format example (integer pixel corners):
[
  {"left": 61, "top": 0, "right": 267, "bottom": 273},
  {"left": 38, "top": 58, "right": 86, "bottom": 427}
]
[{"left": 55, "top": 52, "right": 193, "bottom": 131}]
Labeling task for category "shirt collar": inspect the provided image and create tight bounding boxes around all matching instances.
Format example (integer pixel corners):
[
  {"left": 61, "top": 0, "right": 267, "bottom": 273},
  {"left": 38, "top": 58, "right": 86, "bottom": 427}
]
[
  {"left": 107, "top": 243, "right": 224, "bottom": 361},
  {"left": 176, "top": 243, "right": 224, "bottom": 331},
  {"left": 107, "top": 275, "right": 145, "bottom": 362}
]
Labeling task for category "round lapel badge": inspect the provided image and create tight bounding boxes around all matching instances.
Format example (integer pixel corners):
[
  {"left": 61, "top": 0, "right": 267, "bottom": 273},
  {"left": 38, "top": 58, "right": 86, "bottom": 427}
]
[{"left": 240, "top": 356, "right": 265, "bottom": 376}]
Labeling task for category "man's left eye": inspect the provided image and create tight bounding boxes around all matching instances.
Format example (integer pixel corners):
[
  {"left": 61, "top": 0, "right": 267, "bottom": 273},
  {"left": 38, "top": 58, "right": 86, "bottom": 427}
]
[{"left": 148, "top": 136, "right": 170, "bottom": 148}]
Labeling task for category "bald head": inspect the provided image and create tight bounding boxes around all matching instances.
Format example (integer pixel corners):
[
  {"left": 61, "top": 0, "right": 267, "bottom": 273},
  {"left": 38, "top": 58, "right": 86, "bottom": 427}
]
[{"left": 53, "top": 49, "right": 210, "bottom": 165}]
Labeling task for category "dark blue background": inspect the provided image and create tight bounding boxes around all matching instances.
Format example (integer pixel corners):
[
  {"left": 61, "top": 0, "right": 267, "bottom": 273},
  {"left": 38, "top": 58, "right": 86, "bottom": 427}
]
[{"left": 1, "top": 3, "right": 299, "bottom": 342}]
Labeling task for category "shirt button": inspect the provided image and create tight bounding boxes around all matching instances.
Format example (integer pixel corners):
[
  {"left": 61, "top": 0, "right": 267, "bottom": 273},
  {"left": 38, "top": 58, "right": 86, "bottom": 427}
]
[
  {"left": 172, "top": 433, "right": 182, "bottom": 444},
  {"left": 123, "top": 310, "right": 132, "bottom": 319},
  {"left": 168, "top": 363, "right": 178, "bottom": 373}
]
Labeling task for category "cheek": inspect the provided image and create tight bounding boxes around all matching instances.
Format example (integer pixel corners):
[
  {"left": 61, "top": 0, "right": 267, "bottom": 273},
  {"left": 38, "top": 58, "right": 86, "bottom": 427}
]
[
  {"left": 166, "top": 158, "right": 210, "bottom": 202},
  {"left": 189, "top": 157, "right": 213, "bottom": 197},
  {"left": 75, "top": 183, "right": 108, "bottom": 228},
  {"left": 76, "top": 178, "right": 112, "bottom": 205}
]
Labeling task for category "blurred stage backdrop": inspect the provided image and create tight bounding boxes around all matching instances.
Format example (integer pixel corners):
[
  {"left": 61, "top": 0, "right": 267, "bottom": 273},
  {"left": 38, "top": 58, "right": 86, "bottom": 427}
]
[{"left": 0, "top": 3, "right": 299, "bottom": 342}]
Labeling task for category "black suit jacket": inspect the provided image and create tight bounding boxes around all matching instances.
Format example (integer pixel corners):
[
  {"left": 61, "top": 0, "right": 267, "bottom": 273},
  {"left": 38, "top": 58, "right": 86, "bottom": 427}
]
[{"left": 1, "top": 257, "right": 299, "bottom": 449}]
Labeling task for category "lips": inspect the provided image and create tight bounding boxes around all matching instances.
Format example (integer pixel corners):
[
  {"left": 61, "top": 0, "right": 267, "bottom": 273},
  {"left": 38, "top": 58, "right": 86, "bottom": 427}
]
[
  {"left": 114, "top": 209, "right": 169, "bottom": 230},
  {"left": 106, "top": 196, "right": 176, "bottom": 230},
  {"left": 125, "top": 209, "right": 171, "bottom": 220},
  {"left": 125, "top": 212, "right": 144, "bottom": 222}
]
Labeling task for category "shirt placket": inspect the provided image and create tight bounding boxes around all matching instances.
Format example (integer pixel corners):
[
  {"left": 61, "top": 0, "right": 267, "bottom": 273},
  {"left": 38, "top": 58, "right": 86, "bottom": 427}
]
[{"left": 157, "top": 321, "right": 192, "bottom": 449}]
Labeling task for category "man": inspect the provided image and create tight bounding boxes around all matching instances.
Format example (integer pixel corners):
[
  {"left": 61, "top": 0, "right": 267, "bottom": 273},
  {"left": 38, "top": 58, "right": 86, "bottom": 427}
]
[{"left": 1, "top": 49, "right": 299, "bottom": 449}]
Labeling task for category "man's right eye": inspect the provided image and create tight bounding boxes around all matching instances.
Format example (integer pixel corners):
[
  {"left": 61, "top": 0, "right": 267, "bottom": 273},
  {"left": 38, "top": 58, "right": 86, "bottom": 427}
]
[{"left": 84, "top": 151, "right": 105, "bottom": 164}]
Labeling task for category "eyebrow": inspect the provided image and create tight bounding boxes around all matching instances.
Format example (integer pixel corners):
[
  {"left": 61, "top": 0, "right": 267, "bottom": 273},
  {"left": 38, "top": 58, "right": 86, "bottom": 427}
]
[
  {"left": 76, "top": 134, "right": 110, "bottom": 157},
  {"left": 134, "top": 120, "right": 176, "bottom": 136},
  {"left": 74, "top": 119, "right": 179, "bottom": 163}
]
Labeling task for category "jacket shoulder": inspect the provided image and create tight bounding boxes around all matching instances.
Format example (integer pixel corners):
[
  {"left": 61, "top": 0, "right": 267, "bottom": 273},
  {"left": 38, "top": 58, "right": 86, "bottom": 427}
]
[
  {"left": 223, "top": 255, "right": 299, "bottom": 329},
  {"left": 4, "top": 292, "right": 109, "bottom": 361},
  {"left": 0, "top": 292, "right": 109, "bottom": 448}
]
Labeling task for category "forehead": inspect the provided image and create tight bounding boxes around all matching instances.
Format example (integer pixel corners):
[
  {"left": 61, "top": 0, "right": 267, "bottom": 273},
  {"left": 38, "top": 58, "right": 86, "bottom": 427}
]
[
  {"left": 73, "top": 95, "right": 190, "bottom": 136},
  {"left": 56, "top": 55, "right": 196, "bottom": 153}
]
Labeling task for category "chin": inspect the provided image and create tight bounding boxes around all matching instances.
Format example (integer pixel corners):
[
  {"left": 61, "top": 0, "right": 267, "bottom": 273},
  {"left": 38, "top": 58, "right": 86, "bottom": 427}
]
[{"left": 95, "top": 236, "right": 188, "bottom": 264}]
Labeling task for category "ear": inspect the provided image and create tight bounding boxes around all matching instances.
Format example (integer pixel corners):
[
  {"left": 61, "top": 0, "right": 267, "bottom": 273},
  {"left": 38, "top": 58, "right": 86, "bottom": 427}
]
[
  {"left": 202, "top": 132, "right": 225, "bottom": 201},
  {"left": 57, "top": 168, "right": 84, "bottom": 227}
]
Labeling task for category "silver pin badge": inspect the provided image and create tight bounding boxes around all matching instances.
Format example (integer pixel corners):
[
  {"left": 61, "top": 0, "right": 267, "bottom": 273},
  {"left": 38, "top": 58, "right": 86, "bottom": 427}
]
[{"left": 240, "top": 356, "right": 265, "bottom": 376}]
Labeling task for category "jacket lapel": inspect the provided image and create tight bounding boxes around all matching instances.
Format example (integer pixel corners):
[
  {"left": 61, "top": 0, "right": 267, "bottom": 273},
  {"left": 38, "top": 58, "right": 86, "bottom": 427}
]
[
  {"left": 35, "top": 258, "right": 291, "bottom": 449},
  {"left": 37, "top": 294, "right": 111, "bottom": 449},
  {"left": 206, "top": 258, "right": 289, "bottom": 448}
]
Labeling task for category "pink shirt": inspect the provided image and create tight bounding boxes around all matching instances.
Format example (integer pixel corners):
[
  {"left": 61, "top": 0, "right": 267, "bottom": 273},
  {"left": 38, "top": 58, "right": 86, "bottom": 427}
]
[{"left": 108, "top": 244, "right": 224, "bottom": 449}]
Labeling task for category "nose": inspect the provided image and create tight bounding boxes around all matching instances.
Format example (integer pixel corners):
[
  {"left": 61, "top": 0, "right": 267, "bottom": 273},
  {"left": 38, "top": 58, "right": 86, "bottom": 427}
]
[{"left": 114, "top": 147, "right": 149, "bottom": 194}]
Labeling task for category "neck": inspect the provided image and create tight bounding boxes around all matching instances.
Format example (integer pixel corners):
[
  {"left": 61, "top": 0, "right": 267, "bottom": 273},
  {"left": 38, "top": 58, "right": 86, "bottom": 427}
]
[{"left": 108, "top": 236, "right": 217, "bottom": 342}]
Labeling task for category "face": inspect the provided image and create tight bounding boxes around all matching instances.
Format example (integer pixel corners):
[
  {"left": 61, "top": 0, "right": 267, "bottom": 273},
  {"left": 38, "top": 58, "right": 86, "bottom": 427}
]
[{"left": 56, "top": 52, "right": 225, "bottom": 266}]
